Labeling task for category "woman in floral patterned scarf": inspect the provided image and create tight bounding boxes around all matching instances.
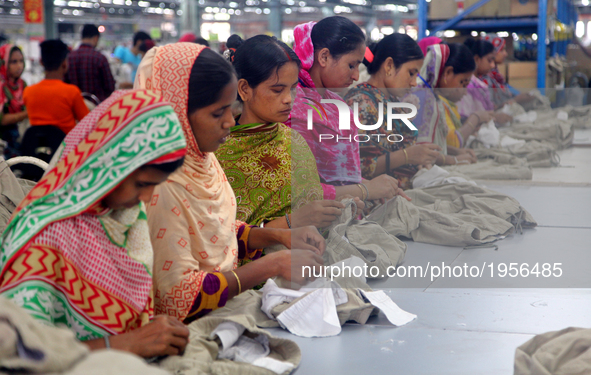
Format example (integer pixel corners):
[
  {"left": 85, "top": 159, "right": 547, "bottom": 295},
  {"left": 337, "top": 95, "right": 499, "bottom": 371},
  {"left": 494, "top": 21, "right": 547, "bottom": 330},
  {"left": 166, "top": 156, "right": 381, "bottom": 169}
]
[{"left": 0, "top": 89, "right": 192, "bottom": 358}]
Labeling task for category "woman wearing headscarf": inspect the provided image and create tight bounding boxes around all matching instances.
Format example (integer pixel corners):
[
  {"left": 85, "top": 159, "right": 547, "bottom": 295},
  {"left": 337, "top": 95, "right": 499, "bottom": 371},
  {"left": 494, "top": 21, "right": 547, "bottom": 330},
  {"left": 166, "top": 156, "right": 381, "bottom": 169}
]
[
  {"left": 0, "top": 89, "right": 191, "bottom": 357},
  {"left": 0, "top": 44, "right": 28, "bottom": 157},
  {"left": 344, "top": 33, "right": 441, "bottom": 189},
  {"left": 287, "top": 16, "right": 408, "bottom": 204},
  {"left": 479, "top": 34, "right": 533, "bottom": 109},
  {"left": 216, "top": 34, "right": 346, "bottom": 230},
  {"left": 135, "top": 43, "right": 324, "bottom": 323},
  {"left": 458, "top": 38, "right": 513, "bottom": 124},
  {"left": 411, "top": 43, "right": 491, "bottom": 164}
]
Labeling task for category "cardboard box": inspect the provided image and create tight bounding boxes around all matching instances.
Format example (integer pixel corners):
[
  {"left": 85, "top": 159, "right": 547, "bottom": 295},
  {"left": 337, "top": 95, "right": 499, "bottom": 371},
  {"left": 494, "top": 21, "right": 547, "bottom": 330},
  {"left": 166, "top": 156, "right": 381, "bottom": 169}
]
[
  {"left": 428, "top": 0, "right": 460, "bottom": 19},
  {"left": 510, "top": 0, "right": 550, "bottom": 17},
  {"left": 507, "top": 61, "right": 537, "bottom": 79},
  {"left": 509, "top": 77, "right": 537, "bottom": 90},
  {"left": 464, "top": 0, "right": 511, "bottom": 18}
]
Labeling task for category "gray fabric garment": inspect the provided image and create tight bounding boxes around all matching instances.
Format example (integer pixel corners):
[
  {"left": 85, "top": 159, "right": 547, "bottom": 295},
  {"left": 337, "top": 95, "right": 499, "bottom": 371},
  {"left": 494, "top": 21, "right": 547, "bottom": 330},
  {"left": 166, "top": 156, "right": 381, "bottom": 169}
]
[
  {"left": 443, "top": 159, "right": 533, "bottom": 180},
  {"left": 468, "top": 104, "right": 581, "bottom": 170},
  {"left": 208, "top": 277, "right": 377, "bottom": 329},
  {"left": 500, "top": 120, "right": 574, "bottom": 150},
  {"left": 0, "top": 159, "right": 35, "bottom": 234},
  {"left": 474, "top": 142, "right": 559, "bottom": 169},
  {"left": 158, "top": 315, "right": 301, "bottom": 375},
  {"left": 0, "top": 297, "right": 170, "bottom": 375},
  {"left": 324, "top": 199, "right": 407, "bottom": 277},
  {"left": 565, "top": 104, "right": 591, "bottom": 129},
  {"left": 0, "top": 297, "right": 89, "bottom": 373},
  {"left": 268, "top": 277, "right": 378, "bottom": 328},
  {"left": 514, "top": 327, "right": 591, "bottom": 375},
  {"left": 369, "top": 183, "right": 536, "bottom": 247},
  {"left": 521, "top": 90, "right": 552, "bottom": 111},
  {"left": 61, "top": 351, "right": 170, "bottom": 375}
]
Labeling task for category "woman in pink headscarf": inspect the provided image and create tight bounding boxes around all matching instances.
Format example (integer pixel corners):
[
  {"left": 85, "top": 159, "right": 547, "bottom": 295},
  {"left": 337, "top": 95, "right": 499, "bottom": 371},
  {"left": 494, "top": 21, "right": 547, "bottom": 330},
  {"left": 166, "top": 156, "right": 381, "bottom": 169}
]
[
  {"left": 286, "top": 16, "right": 408, "bottom": 205},
  {"left": 417, "top": 36, "right": 442, "bottom": 56}
]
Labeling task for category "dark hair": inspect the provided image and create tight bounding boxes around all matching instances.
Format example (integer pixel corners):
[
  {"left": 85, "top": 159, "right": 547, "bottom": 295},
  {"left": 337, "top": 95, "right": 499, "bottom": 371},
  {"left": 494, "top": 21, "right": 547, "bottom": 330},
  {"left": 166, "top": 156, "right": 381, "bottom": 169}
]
[
  {"left": 444, "top": 43, "right": 475, "bottom": 74},
  {"left": 311, "top": 16, "right": 365, "bottom": 59},
  {"left": 364, "top": 33, "right": 423, "bottom": 75},
  {"left": 226, "top": 34, "right": 300, "bottom": 95},
  {"left": 40, "top": 39, "right": 69, "bottom": 71},
  {"left": 187, "top": 48, "right": 236, "bottom": 114},
  {"left": 194, "top": 37, "right": 210, "bottom": 47},
  {"left": 142, "top": 156, "right": 185, "bottom": 173},
  {"left": 82, "top": 24, "right": 99, "bottom": 39},
  {"left": 139, "top": 40, "right": 155, "bottom": 54},
  {"left": 463, "top": 38, "right": 494, "bottom": 58},
  {"left": 133, "top": 31, "right": 152, "bottom": 46}
]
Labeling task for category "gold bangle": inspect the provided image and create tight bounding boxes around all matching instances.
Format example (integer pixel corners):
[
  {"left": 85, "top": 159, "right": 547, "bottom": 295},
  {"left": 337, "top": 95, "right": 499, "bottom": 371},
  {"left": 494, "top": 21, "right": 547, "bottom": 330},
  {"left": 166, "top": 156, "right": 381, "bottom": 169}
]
[
  {"left": 357, "top": 184, "right": 366, "bottom": 201},
  {"left": 402, "top": 148, "right": 409, "bottom": 165},
  {"left": 231, "top": 270, "right": 241, "bottom": 294}
]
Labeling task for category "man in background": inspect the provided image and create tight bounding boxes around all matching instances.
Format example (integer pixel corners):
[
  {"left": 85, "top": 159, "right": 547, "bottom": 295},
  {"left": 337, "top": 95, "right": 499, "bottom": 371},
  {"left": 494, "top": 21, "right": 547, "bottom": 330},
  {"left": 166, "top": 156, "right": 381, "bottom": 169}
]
[
  {"left": 24, "top": 39, "right": 89, "bottom": 135},
  {"left": 113, "top": 31, "right": 152, "bottom": 85},
  {"left": 65, "top": 24, "right": 115, "bottom": 103}
]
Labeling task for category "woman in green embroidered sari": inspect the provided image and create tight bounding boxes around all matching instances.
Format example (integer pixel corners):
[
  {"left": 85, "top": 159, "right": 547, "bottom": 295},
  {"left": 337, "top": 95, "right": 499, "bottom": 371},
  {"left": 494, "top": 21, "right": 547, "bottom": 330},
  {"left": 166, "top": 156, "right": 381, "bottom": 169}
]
[{"left": 216, "top": 35, "right": 353, "bottom": 229}]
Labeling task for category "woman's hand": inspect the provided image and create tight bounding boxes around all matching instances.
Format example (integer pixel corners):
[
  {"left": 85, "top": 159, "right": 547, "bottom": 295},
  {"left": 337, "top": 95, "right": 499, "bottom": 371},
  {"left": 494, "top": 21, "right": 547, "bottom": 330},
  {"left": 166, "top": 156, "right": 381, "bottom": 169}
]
[
  {"left": 455, "top": 153, "right": 477, "bottom": 164},
  {"left": 280, "top": 226, "right": 325, "bottom": 255},
  {"left": 274, "top": 250, "right": 325, "bottom": 285},
  {"left": 493, "top": 112, "right": 513, "bottom": 124},
  {"left": 334, "top": 194, "right": 365, "bottom": 214},
  {"left": 365, "top": 175, "right": 411, "bottom": 201},
  {"left": 405, "top": 144, "right": 441, "bottom": 166},
  {"left": 291, "top": 200, "right": 345, "bottom": 229},
  {"left": 455, "top": 148, "right": 476, "bottom": 160},
  {"left": 108, "top": 315, "right": 190, "bottom": 358},
  {"left": 474, "top": 111, "right": 494, "bottom": 124}
]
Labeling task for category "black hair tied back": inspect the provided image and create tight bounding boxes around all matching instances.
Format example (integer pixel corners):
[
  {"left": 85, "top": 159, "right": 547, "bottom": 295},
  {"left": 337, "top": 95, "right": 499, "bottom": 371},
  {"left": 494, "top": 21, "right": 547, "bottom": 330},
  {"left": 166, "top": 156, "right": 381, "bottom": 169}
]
[
  {"left": 463, "top": 38, "right": 494, "bottom": 58},
  {"left": 363, "top": 33, "right": 424, "bottom": 75},
  {"left": 187, "top": 48, "right": 236, "bottom": 114},
  {"left": 444, "top": 43, "right": 476, "bottom": 74},
  {"left": 310, "top": 16, "right": 365, "bottom": 59},
  {"left": 226, "top": 34, "right": 301, "bottom": 96}
]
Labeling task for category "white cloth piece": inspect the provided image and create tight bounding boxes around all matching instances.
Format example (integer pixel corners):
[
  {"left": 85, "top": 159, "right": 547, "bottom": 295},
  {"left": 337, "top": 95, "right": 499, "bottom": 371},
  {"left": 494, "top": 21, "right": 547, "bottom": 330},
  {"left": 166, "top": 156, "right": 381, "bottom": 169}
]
[
  {"left": 500, "top": 135, "right": 526, "bottom": 148},
  {"left": 476, "top": 120, "right": 501, "bottom": 148},
  {"left": 412, "top": 165, "right": 474, "bottom": 189},
  {"left": 276, "top": 288, "right": 342, "bottom": 338},
  {"left": 261, "top": 278, "right": 347, "bottom": 320},
  {"left": 299, "top": 278, "right": 348, "bottom": 306},
  {"left": 514, "top": 111, "right": 537, "bottom": 123},
  {"left": 261, "top": 275, "right": 352, "bottom": 338},
  {"left": 501, "top": 102, "right": 526, "bottom": 117},
  {"left": 211, "top": 321, "right": 295, "bottom": 374},
  {"left": 358, "top": 290, "right": 416, "bottom": 326},
  {"left": 252, "top": 357, "right": 296, "bottom": 374},
  {"left": 261, "top": 279, "right": 308, "bottom": 320},
  {"left": 557, "top": 110, "right": 569, "bottom": 121}
]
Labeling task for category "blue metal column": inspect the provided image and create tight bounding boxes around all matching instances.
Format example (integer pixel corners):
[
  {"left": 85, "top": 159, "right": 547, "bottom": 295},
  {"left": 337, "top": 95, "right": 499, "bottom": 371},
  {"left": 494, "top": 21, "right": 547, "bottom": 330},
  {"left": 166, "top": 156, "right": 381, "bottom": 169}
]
[
  {"left": 537, "top": 0, "right": 547, "bottom": 88},
  {"left": 44, "top": 0, "right": 56, "bottom": 39},
  {"left": 418, "top": 0, "right": 427, "bottom": 40},
  {"left": 269, "top": 0, "right": 283, "bottom": 38}
]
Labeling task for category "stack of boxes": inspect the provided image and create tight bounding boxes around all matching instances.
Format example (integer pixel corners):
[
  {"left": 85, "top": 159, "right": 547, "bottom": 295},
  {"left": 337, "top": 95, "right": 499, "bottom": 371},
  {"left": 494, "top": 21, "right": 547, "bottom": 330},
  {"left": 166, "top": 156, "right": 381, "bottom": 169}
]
[{"left": 428, "top": 0, "right": 549, "bottom": 89}]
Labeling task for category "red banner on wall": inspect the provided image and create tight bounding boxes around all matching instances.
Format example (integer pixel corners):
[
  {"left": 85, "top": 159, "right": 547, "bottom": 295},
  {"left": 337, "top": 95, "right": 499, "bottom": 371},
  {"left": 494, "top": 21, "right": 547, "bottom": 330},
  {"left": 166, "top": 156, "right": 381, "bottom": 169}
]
[{"left": 24, "top": 0, "right": 44, "bottom": 24}]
